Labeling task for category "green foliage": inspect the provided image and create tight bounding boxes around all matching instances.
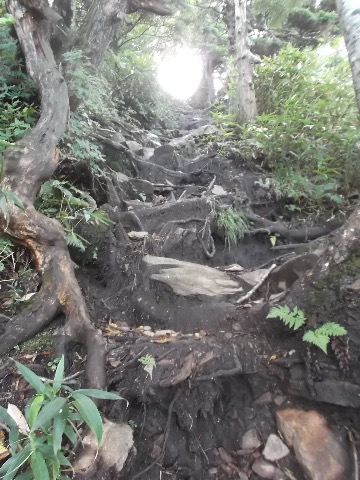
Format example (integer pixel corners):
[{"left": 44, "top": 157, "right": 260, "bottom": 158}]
[
  {"left": 0, "top": 233, "right": 13, "bottom": 272},
  {"left": 252, "top": 0, "right": 307, "bottom": 28},
  {"left": 0, "top": 356, "right": 124, "bottom": 479},
  {"left": 104, "top": 48, "right": 179, "bottom": 129},
  {"left": 37, "top": 180, "right": 112, "bottom": 251},
  {"left": 62, "top": 50, "right": 117, "bottom": 119},
  {"left": 287, "top": 7, "right": 337, "bottom": 32},
  {"left": 62, "top": 112, "right": 106, "bottom": 168},
  {"left": 267, "top": 306, "right": 347, "bottom": 353},
  {"left": 241, "top": 44, "right": 360, "bottom": 205},
  {"left": 138, "top": 354, "right": 156, "bottom": 379},
  {"left": 302, "top": 323, "right": 347, "bottom": 354},
  {"left": 267, "top": 305, "right": 306, "bottom": 330},
  {"left": 0, "top": 8, "right": 37, "bottom": 157},
  {"left": 217, "top": 208, "right": 249, "bottom": 249}
]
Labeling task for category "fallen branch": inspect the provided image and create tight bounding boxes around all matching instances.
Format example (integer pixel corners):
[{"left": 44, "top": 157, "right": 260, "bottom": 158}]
[{"left": 236, "top": 263, "right": 277, "bottom": 304}]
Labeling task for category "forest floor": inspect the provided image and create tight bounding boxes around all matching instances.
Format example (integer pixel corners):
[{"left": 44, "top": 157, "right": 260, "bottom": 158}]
[{"left": 0, "top": 107, "right": 359, "bottom": 479}]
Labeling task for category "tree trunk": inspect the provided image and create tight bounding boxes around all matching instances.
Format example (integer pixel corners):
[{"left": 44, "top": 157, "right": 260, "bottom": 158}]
[
  {"left": 0, "top": 0, "right": 107, "bottom": 389},
  {"left": 336, "top": 0, "right": 360, "bottom": 112},
  {"left": 234, "top": 0, "right": 257, "bottom": 123},
  {"left": 0, "top": 0, "right": 171, "bottom": 389}
]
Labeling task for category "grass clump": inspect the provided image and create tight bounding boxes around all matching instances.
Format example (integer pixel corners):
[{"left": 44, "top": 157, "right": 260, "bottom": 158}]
[{"left": 217, "top": 208, "right": 249, "bottom": 249}]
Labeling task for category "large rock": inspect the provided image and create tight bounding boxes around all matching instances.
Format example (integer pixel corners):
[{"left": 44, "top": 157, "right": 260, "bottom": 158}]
[
  {"left": 133, "top": 255, "right": 242, "bottom": 332},
  {"left": 145, "top": 256, "right": 241, "bottom": 297},
  {"left": 276, "top": 409, "right": 350, "bottom": 480},
  {"left": 148, "top": 145, "right": 177, "bottom": 169},
  {"left": 74, "top": 421, "right": 133, "bottom": 475}
]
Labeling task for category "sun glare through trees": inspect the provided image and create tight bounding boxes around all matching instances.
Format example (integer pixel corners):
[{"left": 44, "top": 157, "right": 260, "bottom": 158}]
[{"left": 157, "top": 47, "right": 203, "bottom": 100}]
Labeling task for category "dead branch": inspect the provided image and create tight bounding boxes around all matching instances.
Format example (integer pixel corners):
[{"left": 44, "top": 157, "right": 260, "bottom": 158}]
[{"left": 236, "top": 263, "right": 277, "bottom": 304}]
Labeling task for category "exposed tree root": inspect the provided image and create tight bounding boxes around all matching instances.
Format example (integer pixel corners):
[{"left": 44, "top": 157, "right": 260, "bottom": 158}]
[
  {"left": 245, "top": 211, "right": 342, "bottom": 242},
  {"left": 0, "top": 0, "right": 106, "bottom": 389}
]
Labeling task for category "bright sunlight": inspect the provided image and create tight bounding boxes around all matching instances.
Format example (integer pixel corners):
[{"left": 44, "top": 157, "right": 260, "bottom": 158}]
[{"left": 157, "top": 48, "right": 203, "bottom": 100}]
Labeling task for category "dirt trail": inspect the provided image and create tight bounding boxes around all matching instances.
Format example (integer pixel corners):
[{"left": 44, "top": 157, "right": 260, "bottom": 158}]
[{"left": 1, "top": 109, "right": 358, "bottom": 480}]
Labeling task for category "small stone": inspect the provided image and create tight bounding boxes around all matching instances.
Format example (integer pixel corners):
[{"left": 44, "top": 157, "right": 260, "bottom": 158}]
[
  {"left": 224, "top": 332, "right": 233, "bottom": 339},
  {"left": 276, "top": 408, "right": 350, "bottom": 480},
  {"left": 252, "top": 458, "right": 276, "bottom": 479},
  {"left": 238, "top": 473, "right": 249, "bottom": 480},
  {"left": 232, "top": 322, "right": 242, "bottom": 331},
  {"left": 348, "top": 278, "right": 360, "bottom": 291},
  {"left": 143, "top": 331, "right": 154, "bottom": 337},
  {"left": 263, "top": 434, "right": 289, "bottom": 461},
  {"left": 143, "top": 326, "right": 152, "bottom": 331},
  {"left": 254, "top": 392, "right": 272, "bottom": 405},
  {"left": 128, "top": 231, "right": 149, "bottom": 240},
  {"left": 212, "top": 185, "right": 227, "bottom": 196},
  {"left": 274, "top": 395, "right": 286, "bottom": 406},
  {"left": 241, "top": 429, "right": 262, "bottom": 450}
]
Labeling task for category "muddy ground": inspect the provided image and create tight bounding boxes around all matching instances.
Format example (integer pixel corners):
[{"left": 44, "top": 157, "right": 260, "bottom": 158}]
[{"left": 0, "top": 109, "right": 359, "bottom": 479}]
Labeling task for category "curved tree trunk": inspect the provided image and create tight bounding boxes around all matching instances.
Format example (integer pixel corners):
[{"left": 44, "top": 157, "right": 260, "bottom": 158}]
[
  {"left": 0, "top": 0, "right": 172, "bottom": 389},
  {"left": 336, "top": 0, "right": 360, "bottom": 112},
  {"left": 1, "top": 0, "right": 106, "bottom": 389}
]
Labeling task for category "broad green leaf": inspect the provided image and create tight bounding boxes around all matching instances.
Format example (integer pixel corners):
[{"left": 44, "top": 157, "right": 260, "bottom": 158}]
[
  {"left": 57, "top": 451, "right": 72, "bottom": 467},
  {"left": 27, "top": 394, "right": 45, "bottom": 428},
  {"left": 72, "top": 393, "right": 103, "bottom": 445},
  {"left": 13, "top": 470, "right": 33, "bottom": 480},
  {"left": 15, "top": 361, "right": 46, "bottom": 394},
  {"left": 30, "top": 450, "right": 50, "bottom": 480},
  {"left": 31, "top": 397, "right": 67, "bottom": 431},
  {"left": 8, "top": 427, "right": 20, "bottom": 454},
  {"left": 64, "top": 424, "right": 78, "bottom": 445},
  {"left": 72, "top": 389, "right": 124, "bottom": 400},
  {"left": 53, "top": 356, "right": 65, "bottom": 394},
  {"left": 53, "top": 404, "right": 69, "bottom": 455},
  {"left": 0, "top": 445, "right": 31, "bottom": 478},
  {"left": 49, "top": 459, "right": 60, "bottom": 479},
  {"left": 0, "top": 405, "right": 19, "bottom": 430}
]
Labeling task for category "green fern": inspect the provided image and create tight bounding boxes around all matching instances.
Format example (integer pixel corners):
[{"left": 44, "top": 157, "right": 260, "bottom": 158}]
[
  {"left": 267, "top": 305, "right": 306, "bottom": 331},
  {"left": 302, "top": 323, "right": 347, "bottom": 354}
]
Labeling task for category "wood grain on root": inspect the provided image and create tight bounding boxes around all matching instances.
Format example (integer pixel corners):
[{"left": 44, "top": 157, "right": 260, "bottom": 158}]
[{"left": 1, "top": 0, "right": 106, "bottom": 389}]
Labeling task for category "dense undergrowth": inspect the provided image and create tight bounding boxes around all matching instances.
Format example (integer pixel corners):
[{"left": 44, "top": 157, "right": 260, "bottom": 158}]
[{"left": 213, "top": 43, "right": 360, "bottom": 210}]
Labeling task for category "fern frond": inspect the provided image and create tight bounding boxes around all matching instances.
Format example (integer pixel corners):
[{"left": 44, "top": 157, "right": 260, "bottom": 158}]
[
  {"left": 266, "top": 305, "right": 306, "bottom": 330},
  {"left": 315, "top": 322, "right": 347, "bottom": 337},
  {"left": 302, "top": 331, "right": 330, "bottom": 354},
  {"left": 66, "top": 230, "right": 88, "bottom": 252}
]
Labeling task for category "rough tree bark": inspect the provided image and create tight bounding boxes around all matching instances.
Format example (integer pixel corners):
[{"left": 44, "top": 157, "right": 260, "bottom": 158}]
[
  {"left": 0, "top": 0, "right": 171, "bottom": 389},
  {"left": 336, "top": 0, "right": 360, "bottom": 112},
  {"left": 233, "top": 0, "right": 257, "bottom": 123}
]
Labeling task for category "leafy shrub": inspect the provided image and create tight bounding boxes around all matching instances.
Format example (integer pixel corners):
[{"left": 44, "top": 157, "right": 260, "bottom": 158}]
[
  {"left": 267, "top": 305, "right": 347, "bottom": 353},
  {"left": 241, "top": 44, "right": 360, "bottom": 205},
  {"left": 0, "top": 356, "right": 124, "bottom": 479},
  {"left": 0, "top": 7, "right": 38, "bottom": 158},
  {"left": 36, "top": 180, "right": 111, "bottom": 251}
]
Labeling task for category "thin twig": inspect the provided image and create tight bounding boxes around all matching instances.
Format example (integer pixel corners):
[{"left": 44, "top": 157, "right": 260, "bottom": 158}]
[{"left": 236, "top": 263, "right": 277, "bottom": 304}]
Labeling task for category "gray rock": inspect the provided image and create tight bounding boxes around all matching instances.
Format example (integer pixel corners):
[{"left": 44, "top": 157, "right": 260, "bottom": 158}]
[
  {"left": 142, "top": 146, "right": 155, "bottom": 160},
  {"left": 241, "top": 428, "right": 262, "bottom": 450},
  {"left": 149, "top": 145, "right": 176, "bottom": 168},
  {"left": 263, "top": 434, "right": 290, "bottom": 461},
  {"left": 254, "top": 392, "right": 273, "bottom": 405},
  {"left": 144, "top": 255, "right": 241, "bottom": 297},
  {"left": 126, "top": 140, "right": 143, "bottom": 153},
  {"left": 74, "top": 421, "right": 133, "bottom": 474},
  {"left": 252, "top": 459, "right": 276, "bottom": 479}
]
